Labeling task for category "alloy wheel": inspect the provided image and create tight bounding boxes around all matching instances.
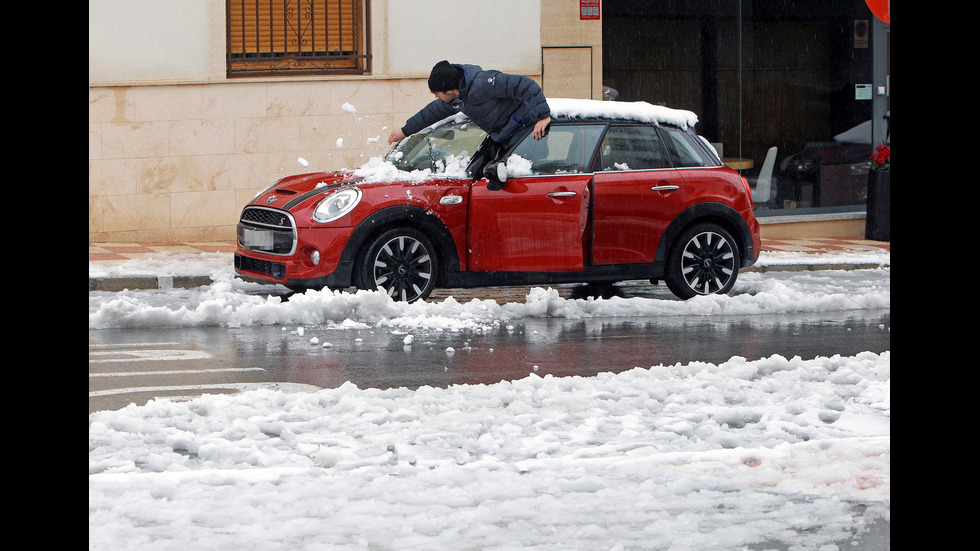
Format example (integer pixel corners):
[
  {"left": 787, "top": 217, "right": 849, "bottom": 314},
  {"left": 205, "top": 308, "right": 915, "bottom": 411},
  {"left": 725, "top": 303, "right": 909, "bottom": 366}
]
[
  {"left": 679, "top": 230, "right": 737, "bottom": 295},
  {"left": 372, "top": 235, "right": 433, "bottom": 302}
]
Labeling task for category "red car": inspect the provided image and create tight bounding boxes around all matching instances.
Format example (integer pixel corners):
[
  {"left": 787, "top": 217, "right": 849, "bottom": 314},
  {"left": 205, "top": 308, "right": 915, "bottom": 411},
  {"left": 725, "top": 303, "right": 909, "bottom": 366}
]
[{"left": 234, "top": 99, "right": 761, "bottom": 302}]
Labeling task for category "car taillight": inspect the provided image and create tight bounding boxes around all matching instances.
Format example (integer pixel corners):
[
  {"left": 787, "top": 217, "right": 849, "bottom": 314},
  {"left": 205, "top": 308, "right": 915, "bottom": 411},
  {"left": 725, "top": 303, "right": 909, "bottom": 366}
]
[{"left": 741, "top": 176, "right": 753, "bottom": 206}]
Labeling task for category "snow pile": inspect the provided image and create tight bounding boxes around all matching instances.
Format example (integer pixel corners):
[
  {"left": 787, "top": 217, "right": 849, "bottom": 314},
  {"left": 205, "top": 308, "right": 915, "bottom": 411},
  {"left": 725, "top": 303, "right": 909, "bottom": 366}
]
[
  {"left": 89, "top": 351, "right": 888, "bottom": 550},
  {"left": 89, "top": 268, "right": 889, "bottom": 330},
  {"left": 351, "top": 155, "right": 433, "bottom": 183},
  {"left": 88, "top": 252, "right": 233, "bottom": 279},
  {"left": 352, "top": 153, "right": 472, "bottom": 184},
  {"left": 504, "top": 154, "right": 534, "bottom": 177},
  {"left": 548, "top": 97, "right": 700, "bottom": 129}
]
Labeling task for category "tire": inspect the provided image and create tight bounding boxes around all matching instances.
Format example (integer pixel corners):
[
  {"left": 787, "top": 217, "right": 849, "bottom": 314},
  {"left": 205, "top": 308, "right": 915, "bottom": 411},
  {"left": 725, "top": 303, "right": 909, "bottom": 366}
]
[
  {"left": 356, "top": 228, "right": 438, "bottom": 303},
  {"left": 664, "top": 223, "right": 740, "bottom": 300}
]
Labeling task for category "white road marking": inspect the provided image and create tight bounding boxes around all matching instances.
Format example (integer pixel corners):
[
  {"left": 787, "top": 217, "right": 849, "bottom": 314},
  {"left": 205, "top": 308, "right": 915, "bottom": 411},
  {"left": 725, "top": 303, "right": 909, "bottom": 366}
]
[
  {"left": 89, "top": 342, "right": 181, "bottom": 348},
  {"left": 89, "top": 349, "right": 213, "bottom": 363},
  {"left": 90, "top": 367, "right": 266, "bottom": 378},
  {"left": 89, "top": 382, "right": 320, "bottom": 398}
]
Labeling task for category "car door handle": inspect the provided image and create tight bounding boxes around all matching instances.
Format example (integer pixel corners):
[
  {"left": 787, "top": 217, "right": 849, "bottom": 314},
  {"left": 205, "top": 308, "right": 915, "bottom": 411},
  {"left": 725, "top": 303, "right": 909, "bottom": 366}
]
[
  {"left": 650, "top": 185, "right": 680, "bottom": 191},
  {"left": 547, "top": 191, "right": 577, "bottom": 198}
]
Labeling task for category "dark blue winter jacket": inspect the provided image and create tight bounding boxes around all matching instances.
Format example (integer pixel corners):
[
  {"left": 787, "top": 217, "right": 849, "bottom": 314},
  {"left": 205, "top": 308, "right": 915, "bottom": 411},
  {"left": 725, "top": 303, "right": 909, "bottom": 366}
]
[{"left": 400, "top": 63, "right": 551, "bottom": 148}]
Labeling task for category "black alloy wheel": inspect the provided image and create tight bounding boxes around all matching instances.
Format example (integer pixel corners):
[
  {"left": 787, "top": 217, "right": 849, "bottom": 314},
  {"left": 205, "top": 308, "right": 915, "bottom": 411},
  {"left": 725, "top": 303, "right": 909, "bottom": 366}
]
[
  {"left": 665, "top": 223, "right": 740, "bottom": 299},
  {"left": 359, "top": 228, "right": 437, "bottom": 303}
]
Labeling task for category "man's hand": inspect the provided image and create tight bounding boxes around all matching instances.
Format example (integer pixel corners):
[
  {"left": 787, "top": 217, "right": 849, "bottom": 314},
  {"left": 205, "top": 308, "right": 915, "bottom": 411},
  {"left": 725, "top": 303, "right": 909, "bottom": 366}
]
[
  {"left": 388, "top": 128, "right": 407, "bottom": 145},
  {"left": 532, "top": 116, "right": 551, "bottom": 140}
]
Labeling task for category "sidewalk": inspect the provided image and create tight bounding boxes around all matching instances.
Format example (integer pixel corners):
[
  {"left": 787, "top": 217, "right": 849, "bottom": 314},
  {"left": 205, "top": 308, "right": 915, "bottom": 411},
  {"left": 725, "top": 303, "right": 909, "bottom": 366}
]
[{"left": 88, "top": 239, "right": 890, "bottom": 292}]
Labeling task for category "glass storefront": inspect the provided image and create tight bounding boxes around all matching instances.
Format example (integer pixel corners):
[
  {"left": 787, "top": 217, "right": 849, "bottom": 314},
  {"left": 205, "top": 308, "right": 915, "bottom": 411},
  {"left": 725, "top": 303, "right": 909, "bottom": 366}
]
[{"left": 602, "top": 0, "right": 889, "bottom": 215}]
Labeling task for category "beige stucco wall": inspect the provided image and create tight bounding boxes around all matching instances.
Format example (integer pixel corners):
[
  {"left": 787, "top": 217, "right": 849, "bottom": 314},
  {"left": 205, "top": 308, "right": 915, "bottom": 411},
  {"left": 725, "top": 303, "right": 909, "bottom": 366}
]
[
  {"left": 89, "top": 78, "right": 434, "bottom": 242},
  {"left": 88, "top": 0, "right": 604, "bottom": 243}
]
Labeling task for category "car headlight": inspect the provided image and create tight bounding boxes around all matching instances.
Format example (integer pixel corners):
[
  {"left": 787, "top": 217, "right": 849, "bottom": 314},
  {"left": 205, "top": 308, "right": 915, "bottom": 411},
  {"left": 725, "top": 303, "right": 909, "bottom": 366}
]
[{"left": 313, "top": 187, "right": 362, "bottom": 223}]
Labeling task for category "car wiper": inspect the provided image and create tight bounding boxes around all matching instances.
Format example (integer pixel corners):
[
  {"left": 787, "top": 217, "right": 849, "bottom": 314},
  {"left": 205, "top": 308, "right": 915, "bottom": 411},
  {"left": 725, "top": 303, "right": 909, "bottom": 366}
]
[
  {"left": 383, "top": 143, "right": 399, "bottom": 161},
  {"left": 427, "top": 136, "right": 437, "bottom": 173}
]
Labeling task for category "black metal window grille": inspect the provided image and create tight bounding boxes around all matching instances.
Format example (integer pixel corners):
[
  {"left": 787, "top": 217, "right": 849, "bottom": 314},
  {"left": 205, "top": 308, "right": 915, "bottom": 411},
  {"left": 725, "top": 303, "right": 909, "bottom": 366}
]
[{"left": 227, "top": 0, "right": 370, "bottom": 77}]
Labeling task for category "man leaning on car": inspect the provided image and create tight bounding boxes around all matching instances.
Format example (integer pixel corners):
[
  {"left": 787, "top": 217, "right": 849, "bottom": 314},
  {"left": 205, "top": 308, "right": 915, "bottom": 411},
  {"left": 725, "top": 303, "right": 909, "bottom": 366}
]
[{"left": 387, "top": 60, "right": 552, "bottom": 149}]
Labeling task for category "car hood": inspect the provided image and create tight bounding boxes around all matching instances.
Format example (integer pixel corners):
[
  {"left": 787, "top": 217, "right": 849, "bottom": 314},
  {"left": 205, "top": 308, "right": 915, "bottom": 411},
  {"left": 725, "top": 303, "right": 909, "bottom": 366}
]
[
  {"left": 249, "top": 169, "right": 465, "bottom": 221},
  {"left": 249, "top": 171, "right": 363, "bottom": 210}
]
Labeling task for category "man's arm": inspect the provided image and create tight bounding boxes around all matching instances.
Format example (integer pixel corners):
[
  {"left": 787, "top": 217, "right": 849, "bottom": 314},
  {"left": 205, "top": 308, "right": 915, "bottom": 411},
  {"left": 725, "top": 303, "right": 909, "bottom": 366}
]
[
  {"left": 495, "top": 73, "right": 551, "bottom": 125},
  {"left": 532, "top": 116, "right": 551, "bottom": 140},
  {"left": 389, "top": 99, "right": 460, "bottom": 144}
]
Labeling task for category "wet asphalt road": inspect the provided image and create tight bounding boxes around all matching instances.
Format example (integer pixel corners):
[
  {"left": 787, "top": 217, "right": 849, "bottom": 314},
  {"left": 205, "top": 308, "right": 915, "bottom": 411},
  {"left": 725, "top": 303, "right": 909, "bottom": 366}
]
[{"left": 89, "top": 289, "right": 889, "bottom": 414}]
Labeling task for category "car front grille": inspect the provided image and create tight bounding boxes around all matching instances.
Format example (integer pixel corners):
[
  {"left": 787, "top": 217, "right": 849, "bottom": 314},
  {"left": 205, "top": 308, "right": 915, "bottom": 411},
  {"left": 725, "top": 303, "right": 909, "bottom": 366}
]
[
  {"left": 235, "top": 254, "right": 286, "bottom": 280},
  {"left": 237, "top": 206, "right": 297, "bottom": 255}
]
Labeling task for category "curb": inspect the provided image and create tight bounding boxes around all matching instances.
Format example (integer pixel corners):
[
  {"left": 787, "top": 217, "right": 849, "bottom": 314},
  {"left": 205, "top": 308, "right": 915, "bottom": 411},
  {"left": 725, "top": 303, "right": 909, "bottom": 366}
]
[
  {"left": 88, "top": 262, "right": 889, "bottom": 292},
  {"left": 743, "top": 262, "right": 888, "bottom": 273},
  {"left": 89, "top": 275, "right": 215, "bottom": 292}
]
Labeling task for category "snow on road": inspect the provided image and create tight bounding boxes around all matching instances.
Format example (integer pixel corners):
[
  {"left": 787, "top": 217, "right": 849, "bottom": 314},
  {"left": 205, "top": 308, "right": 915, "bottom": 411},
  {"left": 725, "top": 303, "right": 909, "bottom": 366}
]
[{"left": 89, "top": 251, "right": 889, "bottom": 550}]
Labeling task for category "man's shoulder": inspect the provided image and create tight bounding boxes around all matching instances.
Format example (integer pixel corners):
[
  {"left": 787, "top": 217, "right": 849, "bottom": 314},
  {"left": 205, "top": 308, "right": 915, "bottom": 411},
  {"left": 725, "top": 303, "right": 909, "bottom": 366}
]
[{"left": 456, "top": 63, "right": 484, "bottom": 74}]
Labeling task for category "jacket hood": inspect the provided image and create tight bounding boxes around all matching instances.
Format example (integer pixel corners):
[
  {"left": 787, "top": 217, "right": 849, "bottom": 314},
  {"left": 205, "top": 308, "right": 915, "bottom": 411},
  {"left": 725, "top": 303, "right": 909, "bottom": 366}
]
[{"left": 455, "top": 63, "right": 484, "bottom": 93}]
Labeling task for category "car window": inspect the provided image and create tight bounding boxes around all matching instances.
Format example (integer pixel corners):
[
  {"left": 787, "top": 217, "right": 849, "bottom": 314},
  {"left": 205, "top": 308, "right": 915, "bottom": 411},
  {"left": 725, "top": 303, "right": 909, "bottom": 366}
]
[
  {"left": 598, "top": 125, "right": 670, "bottom": 171},
  {"left": 387, "top": 120, "right": 487, "bottom": 172},
  {"left": 659, "top": 125, "right": 719, "bottom": 167},
  {"left": 508, "top": 124, "right": 604, "bottom": 175}
]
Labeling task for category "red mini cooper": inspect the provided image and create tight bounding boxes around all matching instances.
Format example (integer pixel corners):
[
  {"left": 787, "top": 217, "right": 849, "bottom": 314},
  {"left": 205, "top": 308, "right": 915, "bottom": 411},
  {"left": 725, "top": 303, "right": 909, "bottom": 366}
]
[{"left": 234, "top": 99, "right": 761, "bottom": 302}]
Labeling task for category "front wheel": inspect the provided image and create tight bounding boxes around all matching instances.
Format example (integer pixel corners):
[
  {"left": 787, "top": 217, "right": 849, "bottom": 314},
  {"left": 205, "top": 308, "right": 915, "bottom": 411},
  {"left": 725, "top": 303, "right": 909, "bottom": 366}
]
[
  {"left": 664, "top": 223, "right": 740, "bottom": 299},
  {"left": 356, "top": 228, "right": 438, "bottom": 303}
]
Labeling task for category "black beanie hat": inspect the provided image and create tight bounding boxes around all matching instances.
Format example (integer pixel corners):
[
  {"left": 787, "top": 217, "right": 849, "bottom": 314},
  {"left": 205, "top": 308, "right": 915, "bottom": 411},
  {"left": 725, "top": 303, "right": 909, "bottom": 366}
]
[{"left": 428, "top": 60, "right": 461, "bottom": 92}]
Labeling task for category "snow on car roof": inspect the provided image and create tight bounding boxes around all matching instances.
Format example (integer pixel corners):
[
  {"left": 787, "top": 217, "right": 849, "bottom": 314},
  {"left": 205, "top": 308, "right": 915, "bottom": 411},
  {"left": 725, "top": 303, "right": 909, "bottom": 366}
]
[{"left": 548, "top": 98, "right": 699, "bottom": 129}]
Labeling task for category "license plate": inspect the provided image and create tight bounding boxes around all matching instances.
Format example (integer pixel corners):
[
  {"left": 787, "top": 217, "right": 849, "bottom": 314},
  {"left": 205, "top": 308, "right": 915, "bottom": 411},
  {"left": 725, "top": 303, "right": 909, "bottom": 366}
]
[{"left": 242, "top": 228, "right": 275, "bottom": 251}]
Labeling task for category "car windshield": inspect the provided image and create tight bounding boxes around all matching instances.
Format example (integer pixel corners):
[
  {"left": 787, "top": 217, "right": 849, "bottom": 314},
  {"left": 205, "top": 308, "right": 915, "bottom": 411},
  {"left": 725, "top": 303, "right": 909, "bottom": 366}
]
[{"left": 385, "top": 118, "right": 488, "bottom": 173}]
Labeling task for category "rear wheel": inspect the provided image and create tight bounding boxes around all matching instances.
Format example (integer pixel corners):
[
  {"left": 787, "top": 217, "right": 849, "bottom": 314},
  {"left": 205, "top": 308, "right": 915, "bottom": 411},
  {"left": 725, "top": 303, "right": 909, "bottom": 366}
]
[
  {"left": 357, "top": 228, "right": 438, "bottom": 303},
  {"left": 664, "top": 223, "right": 740, "bottom": 299}
]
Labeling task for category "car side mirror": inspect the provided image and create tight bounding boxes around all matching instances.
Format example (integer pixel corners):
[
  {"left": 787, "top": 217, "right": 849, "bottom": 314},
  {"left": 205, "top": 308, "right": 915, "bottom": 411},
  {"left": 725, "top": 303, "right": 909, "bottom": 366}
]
[{"left": 483, "top": 161, "right": 508, "bottom": 187}]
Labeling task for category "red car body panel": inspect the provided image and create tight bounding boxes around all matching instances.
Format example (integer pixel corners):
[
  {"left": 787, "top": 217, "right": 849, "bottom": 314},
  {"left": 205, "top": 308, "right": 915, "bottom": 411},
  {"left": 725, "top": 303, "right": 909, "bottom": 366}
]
[
  {"left": 236, "top": 169, "right": 759, "bottom": 287},
  {"left": 677, "top": 167, "right": 762, "bottom": 263},
  {"left": 590, "top": 169, "right": 688, "bottom": 265},
  {"left": 467, "top": 174, "right": 592, "bottom": 271}
]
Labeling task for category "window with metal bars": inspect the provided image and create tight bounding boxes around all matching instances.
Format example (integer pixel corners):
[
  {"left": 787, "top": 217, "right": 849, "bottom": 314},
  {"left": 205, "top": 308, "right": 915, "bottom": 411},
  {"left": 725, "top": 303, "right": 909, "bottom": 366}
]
[{"left": 227, "top": 0, "right": 370, "bottom": 77}]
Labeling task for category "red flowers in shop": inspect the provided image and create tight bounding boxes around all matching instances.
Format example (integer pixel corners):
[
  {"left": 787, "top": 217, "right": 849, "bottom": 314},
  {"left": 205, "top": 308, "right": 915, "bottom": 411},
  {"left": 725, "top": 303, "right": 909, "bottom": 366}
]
[{"left": 869, "top": 144, "right": 890, "bottom": 171}]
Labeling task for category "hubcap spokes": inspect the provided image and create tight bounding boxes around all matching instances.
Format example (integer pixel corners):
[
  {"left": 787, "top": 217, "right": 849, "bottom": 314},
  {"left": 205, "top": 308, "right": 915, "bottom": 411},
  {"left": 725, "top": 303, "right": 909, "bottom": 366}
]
[
  {"left": 373, "top": 236, "right": 432, "bottom": 302},
  {"left": 680, "top": 231, "right": 735, "bottom": 295}
]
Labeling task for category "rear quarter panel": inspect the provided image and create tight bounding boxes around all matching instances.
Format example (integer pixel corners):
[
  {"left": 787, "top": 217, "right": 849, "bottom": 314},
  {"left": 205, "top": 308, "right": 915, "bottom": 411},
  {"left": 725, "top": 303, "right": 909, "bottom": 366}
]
[
  {"left": 675, "top": 166, "right": 760, "bottom": 265},
  {"left": 676, "top": 166, "right": 752, "bottom": 212}
]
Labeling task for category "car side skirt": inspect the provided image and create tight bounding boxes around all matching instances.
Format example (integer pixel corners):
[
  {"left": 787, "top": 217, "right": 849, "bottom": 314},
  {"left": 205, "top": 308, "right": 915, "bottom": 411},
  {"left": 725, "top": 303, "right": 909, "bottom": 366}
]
[
  {"left": 441, "top": 263, "right": 663, "bottom": 289},
  {"left": 283, "top": 260, "right": 663, "bottom": 292}
]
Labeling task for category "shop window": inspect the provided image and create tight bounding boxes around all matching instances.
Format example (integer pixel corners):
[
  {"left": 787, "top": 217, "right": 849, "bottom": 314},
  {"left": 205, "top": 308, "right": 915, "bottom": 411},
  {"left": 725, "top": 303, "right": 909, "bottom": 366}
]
[
  {"left": 602, "top": 0, "right": 885, "bottom": 214},
  {"left": 227, "top": 0, "right": 370, "bottom": 77}
]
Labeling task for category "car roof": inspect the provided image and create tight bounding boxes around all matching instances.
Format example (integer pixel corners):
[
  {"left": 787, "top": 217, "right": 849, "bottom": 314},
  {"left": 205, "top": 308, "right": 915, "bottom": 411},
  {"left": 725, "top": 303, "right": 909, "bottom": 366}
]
[{"left": 547, "top": 98, "right": 699, "bottom": 130}]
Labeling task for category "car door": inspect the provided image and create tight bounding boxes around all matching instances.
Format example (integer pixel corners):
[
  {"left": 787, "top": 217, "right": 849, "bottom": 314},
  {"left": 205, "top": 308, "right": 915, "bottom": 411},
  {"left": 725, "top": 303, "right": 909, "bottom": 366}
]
[
  {"left": 590, "top": 124, "right": 688, "bottom": 265},
  {"left": 467, "top": 124, "right": 603, "bottom": 272}
]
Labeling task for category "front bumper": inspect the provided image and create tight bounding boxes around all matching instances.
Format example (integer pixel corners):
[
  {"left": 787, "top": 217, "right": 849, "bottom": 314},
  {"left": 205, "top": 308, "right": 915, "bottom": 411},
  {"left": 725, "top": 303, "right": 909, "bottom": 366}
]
[{"left": 234, "top": 223, "right": 355, "bottom": 289}]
